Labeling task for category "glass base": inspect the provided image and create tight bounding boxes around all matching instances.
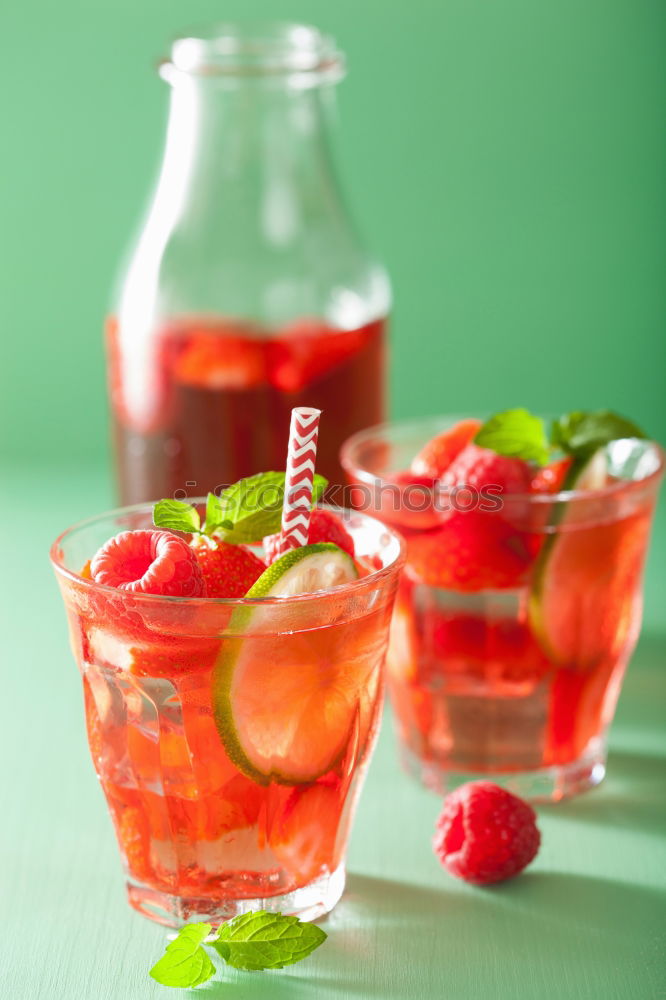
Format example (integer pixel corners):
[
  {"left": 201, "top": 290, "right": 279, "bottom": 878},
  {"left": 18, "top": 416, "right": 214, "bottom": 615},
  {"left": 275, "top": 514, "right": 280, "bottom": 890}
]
[
  {"left": 400, "top": 739, "right": 607, "bottom": 803},
  {"left": 126, "top": 862, "right": 346, "bottom": 928}
]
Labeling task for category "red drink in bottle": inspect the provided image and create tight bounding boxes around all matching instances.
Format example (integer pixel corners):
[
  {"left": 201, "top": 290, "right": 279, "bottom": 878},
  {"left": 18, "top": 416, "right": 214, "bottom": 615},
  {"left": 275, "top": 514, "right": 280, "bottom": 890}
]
[{"left": 108, "top": 316, "right": 385, "bottom": 502}]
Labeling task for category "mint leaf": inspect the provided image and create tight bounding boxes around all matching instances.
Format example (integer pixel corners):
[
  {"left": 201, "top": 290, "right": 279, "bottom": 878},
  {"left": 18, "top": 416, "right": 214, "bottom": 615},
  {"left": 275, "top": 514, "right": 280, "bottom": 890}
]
[
  {"left": 212, "top": 472, "right": 328, "bottom": 545},
  {"left": 153, "top": 499, "right": 201, "bottom": 534},
  {"left": 204, "top": 491, "right": 225, "bottom": 535},
  {"left": 149, "top": 923, "right": 216, "bottom": 989},
  {"left": 474, "top": 408, "right": 550, "bottom": 465},
  {"left": 211, "top": 911, "right": 327, "bottom": 971},
  {"left": 551, "top": 410, "right": 647, "bottom": 460}
]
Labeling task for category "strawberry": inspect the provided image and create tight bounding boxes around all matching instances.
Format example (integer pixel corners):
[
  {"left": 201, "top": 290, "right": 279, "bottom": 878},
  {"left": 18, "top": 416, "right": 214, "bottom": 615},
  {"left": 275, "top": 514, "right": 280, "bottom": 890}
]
[
  {"left": 267, "top": 320, "right": 377, "bottom": 393},
  {"left": 270, "top": 783, "right": 342, "bottom": 882},
  {"left": 117, "top": 806, "right": 151, "bottom": 882},
  {"left": 406, "top": 510, "right": 535, "bottom": 591},
  {"left": 440, "top": 443, "right": 533, "bottom": 497},
  {"left": 530, "top": 457, "right": 573, "bottom": 494},
  {"left": 171, "top": 325, "right": 266, "bottom": 389},
  {"left": 411, "top": 419, "right": 482, "bottom": 478},
  {"left": 264, "top": 509, "right": 355, "bottom": 564},
  {"left": 191, "top": 536, "right": 266, "bottom": 598},
  {"left": 380, "top": 471, "right": 442, "bottom": 531}
]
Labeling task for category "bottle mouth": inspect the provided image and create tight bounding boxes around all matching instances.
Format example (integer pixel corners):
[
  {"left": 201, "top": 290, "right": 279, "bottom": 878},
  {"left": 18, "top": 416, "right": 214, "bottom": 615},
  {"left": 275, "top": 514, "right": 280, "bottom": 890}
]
[{"left": 161, "top": 21, "right": 344, "bottom": 85}]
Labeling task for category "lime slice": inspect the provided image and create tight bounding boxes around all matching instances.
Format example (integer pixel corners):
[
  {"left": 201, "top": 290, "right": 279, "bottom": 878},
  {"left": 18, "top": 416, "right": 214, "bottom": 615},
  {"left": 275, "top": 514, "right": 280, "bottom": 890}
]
[
  {"left": 212, "top": 543, "right": 362, "bottom": 784},
  {"left": 244, "top": 542, "right": 358, "bottom": 599},
  {"left": 527, "top": 448, "right": 643, "bottom": 668}
]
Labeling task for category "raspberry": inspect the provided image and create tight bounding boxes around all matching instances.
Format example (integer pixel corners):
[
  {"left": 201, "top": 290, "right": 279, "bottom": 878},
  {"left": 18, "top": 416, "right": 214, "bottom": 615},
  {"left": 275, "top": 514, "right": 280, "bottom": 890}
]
[
  {"left": 90, "top": 530, "right": 206, "bottom": 597},
  {"left": 440, "top": 443, "right": 533, "bottom": 497},
  {"left": 264, "top": 509, "right": 355, "bottom": 564},
  {"left": 433, "top": 781, "right": 540, "bottom": 885},
  {"left": 191, "top": 537, "right": 266, "bottom": 598},
  {"left": 411, "top": 419, "right": 482, "bottom": 478}
]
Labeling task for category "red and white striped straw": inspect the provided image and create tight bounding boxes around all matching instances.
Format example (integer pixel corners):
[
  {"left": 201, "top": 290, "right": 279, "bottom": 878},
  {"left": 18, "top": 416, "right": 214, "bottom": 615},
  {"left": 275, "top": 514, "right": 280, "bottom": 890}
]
[{"left": 276, "top": 407, "right": 322, "bottom": 557}]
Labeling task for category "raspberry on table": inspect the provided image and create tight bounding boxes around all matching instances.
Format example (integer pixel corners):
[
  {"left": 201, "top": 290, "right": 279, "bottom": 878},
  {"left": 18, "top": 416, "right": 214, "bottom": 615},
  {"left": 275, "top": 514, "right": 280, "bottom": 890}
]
[
  {"left": 433, "top": 781, "right": 541, "bottom": 885},
  {"left": 90, "top": 529, "right": 206, "bottom": 597}
]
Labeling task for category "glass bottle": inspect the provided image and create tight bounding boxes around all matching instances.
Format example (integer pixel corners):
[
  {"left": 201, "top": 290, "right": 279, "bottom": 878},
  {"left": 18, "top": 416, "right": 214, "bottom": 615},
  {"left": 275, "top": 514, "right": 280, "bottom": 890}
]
[{"left": 107, "top": 22, "right": 390, "bottom": 503}]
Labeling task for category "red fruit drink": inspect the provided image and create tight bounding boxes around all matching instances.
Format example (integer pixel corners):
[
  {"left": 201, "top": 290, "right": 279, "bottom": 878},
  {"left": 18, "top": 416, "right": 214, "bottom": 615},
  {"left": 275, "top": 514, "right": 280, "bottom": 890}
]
[
  {"left": 107, "top": 316, "right": 386, "bottom": 504},
  {"left": 51, "top": 502, "right": 403, "bottom": 926},
  {"left": 341, "top": 415, "right": 663, "bottom": 800}
]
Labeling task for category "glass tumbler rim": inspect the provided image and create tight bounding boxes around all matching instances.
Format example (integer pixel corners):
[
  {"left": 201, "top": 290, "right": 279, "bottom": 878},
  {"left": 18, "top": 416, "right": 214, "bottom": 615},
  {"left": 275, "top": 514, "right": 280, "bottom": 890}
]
[
  {"left": 340, "top": 414, "right": 666, "bottom": 508},
  {"left": 49, "top": 498, "right": 405, "bottom": 610}
]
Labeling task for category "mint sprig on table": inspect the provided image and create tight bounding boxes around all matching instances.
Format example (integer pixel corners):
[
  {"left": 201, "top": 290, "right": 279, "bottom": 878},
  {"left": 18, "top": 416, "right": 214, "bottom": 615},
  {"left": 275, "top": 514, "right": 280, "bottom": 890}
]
[
  {"left": 149, "top": 911, "right": 327, "bottom": 989},
  {"left": 153, "top": 470, "right": 328, "bottom": 545},
  {"left": 473, "top": 407, "right": 646, "bottom": 467}
]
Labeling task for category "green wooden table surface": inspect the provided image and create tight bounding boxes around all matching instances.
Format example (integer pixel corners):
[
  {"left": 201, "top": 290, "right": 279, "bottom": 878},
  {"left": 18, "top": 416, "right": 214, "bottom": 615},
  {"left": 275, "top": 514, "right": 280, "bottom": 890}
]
[{"left": 2, "top": 463, "right": 665, "bottom": 1000}]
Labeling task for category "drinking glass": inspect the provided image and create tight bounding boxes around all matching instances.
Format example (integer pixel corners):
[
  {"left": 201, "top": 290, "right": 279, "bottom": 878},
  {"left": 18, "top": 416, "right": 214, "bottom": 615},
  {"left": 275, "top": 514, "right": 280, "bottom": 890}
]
[
  {"left": 341, "top": 417, "right": 663, "bottom": 801},
  {"left": 51, "top": 503, "right": 404, "bottom": 926}
]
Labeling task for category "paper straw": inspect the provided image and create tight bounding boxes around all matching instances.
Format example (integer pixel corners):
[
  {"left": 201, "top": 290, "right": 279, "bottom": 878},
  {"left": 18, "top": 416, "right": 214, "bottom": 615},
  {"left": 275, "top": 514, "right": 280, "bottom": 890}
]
[{"left": 276, "top": 407, "right": 322, "bottom": 556}]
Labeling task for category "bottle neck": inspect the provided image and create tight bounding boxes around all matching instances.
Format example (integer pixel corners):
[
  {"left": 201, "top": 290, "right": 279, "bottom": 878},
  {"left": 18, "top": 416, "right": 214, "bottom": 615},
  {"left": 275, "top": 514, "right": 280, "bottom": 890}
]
[{"left": 158, "top": 76, "right": 344, "bottom": 239}]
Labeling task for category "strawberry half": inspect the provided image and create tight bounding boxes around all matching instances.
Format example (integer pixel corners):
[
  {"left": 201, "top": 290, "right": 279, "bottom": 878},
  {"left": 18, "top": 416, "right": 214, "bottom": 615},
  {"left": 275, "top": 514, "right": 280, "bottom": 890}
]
[
  {"left": 530, "top": 457, "right": 573, "bottom": 494},
  {"left": 411, "top": 419, "right": 482, "bottom": 479},
  {"left": 407, "top": 510, "right": 535, "bottom": 591},
  {"left": 191, "top": 537, "right": 266, "bottom": 598}
]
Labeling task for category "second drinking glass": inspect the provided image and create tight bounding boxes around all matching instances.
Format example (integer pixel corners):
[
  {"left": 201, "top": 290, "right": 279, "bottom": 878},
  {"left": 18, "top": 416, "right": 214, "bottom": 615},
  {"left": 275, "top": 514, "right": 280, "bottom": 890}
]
[{"left": 342, "top": 416, "right": 663, "bottom": 801}]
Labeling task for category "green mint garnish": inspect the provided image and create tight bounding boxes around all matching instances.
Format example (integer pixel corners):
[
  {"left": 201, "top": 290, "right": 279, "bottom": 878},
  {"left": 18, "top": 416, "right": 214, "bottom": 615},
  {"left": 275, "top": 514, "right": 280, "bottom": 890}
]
[
  {"left": 152, "top": 498, "right": 202, "bottom": 534},
  {"left": 149, "top": 911, "right": 327, "bottom": 989},
  {"left": 153, "top": 471, "right": 328, "bottom": 545},
  {"left": 149, "top": 922, "right": 215, "bottom": 989},
  {"left": 550, "top": 410, "right": 646, "bottom": 461},
  {"left": 474, "top": 408, "right": 550, "bottom": 465},
  {"left": 209, "top": 471, "right": 328, "bottom": 545},
  {"left": 474, "top": 407, "right": 647, "bottom": 468},
  {"left": 212, "top": 910, "right": 328, "bottom": 971}
]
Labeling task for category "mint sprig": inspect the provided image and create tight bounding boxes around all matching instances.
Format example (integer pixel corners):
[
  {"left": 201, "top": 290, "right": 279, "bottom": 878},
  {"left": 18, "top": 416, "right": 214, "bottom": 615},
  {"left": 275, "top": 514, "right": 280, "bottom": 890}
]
[
  {"left": 473, "top": 408, "right": 550, "bottom": 465},
  {"left": 209, "top": 471, "right": 328, "bottom": 544},
  {"left": 152, "top": 471, "right": 328, "bottom": 545},
  {"left": 149, "top": 911, "right": 327, "bottom": 989},
  {"left": 474, "top": 407, "right": 647, "bottom": 467},
  {"left": 149, "top": 923, "right": 215, "bottom": 989},
  {"left": 152, "top": 499, "right": 202, "bottom": 534},
  {"left": 213, "top": 911, "right": 327, "bottom": 970},
  {"left": 551, "top": 410, "right": 646, "bottom": 461}
]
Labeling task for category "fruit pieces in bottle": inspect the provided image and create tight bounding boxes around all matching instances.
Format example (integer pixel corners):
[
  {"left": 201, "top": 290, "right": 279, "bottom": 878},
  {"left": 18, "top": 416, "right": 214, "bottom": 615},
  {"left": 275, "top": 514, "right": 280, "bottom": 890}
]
[{"left": 108, "top": 316, "right": 386, "bottom": 503}]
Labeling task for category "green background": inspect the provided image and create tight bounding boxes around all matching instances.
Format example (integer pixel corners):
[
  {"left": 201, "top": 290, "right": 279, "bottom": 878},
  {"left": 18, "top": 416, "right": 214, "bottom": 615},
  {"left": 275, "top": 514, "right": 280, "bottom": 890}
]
[
  {"left": 2, "top": 0, "right": 665, "bottom": 461},
  {"left": 2, "top": 3, "right": 665, "bottom": 998}
]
